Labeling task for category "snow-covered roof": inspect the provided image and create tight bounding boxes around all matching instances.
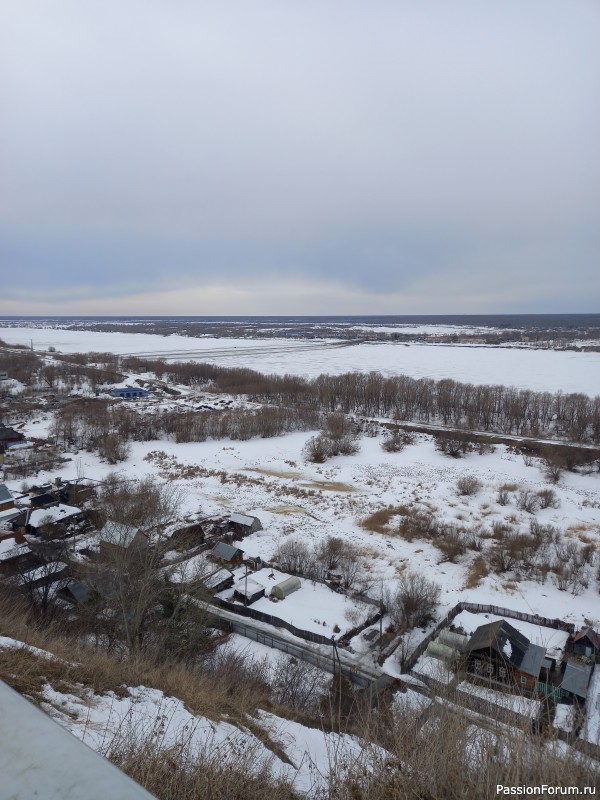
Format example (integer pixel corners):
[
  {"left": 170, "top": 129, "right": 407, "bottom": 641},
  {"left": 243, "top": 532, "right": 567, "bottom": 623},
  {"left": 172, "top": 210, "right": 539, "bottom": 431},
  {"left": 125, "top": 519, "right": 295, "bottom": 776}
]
[
  {"left": 230, "top": 513, "right": 258, "bottom": 527},
  {"left": 28, "top": 504, "right": 81, "bottom": 529},
  {"left": 99, "top": 521, "right": 141, "bottom": 547},
  {"left": 211, "top": 541, "right": 243, "bottom": 561},
  {"left": 0, "top": 538, "right": 29, "bottom": 562},
  {"left": 234, "top": 578, "right": 264, "bottom": 598}
]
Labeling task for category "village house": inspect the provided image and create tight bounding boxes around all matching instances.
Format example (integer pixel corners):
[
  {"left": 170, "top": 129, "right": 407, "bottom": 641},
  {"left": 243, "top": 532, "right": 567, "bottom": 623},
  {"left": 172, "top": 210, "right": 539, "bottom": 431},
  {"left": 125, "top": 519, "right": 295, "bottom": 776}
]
[
  {"left": 99, "top": 521, "right": 148, "bottom": 559},
  {"left": 168, "top": 522, "right": 205, "bottom": 551},
  {"left": 22, "top": 505, "right": 83, "bottom": 539},
  {"left": 466, "top": 619, "right": 546, "bottom": 693},
  {"left": 225, "top": 513, "right": 263, "bottom": 538},
  {"left": 0, "top": 424, "right": 25, "bottom": 452},
  {"left": 0, "top": 484, "right": 15, "bottom": 513},
  {"left": 0, "top": 537, "right": 36, "bottom": 576},
  {"left": 210, "top": 541, "right": 244, "bottom": 566},
  {"left": 570, "top": 627, "right": 600, "bottom": 663}
]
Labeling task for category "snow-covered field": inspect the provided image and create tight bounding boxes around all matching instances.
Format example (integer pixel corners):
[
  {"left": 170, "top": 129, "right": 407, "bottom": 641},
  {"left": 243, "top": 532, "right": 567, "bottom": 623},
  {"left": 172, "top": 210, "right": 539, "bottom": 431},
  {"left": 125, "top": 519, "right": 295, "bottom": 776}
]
[{"left": 1, "top": 325, "right": 599, "bottom": 394}]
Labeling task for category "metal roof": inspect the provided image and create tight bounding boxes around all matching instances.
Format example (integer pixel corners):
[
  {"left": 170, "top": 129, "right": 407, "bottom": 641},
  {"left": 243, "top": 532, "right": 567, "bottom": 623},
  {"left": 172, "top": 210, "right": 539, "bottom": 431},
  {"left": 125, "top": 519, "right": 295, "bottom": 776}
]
[
  {"left": 211, "top": 541, "right": 244, "bottom": 561},
  {"left": 0, "top": 484, "right": 13, "bottom": 504},
  {"left": 0, "top": 679, "right": 156, "bottom": 799},
  {"left": 467, "top": 620, "right": 545, "bottom": 677},
  {"left": 230, "top": 513, "right": 259, "bottom": 527},
  {"left": 560, "top": 662, "right": 593, "bottom": 700},
  {"left": 574, "top": 627, "right": 600, "bottom": 651},
  {"left": 100, "top": 521, "right": 141, "bottom": 547},
  {"left": 519, "top": 643, "right": 547, "bottom": 678}
]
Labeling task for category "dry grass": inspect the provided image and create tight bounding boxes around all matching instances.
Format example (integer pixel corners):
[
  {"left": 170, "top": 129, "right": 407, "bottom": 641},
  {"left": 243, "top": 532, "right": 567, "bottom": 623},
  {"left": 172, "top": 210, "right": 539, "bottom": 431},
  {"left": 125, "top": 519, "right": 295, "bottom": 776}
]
[
  {"left": 247, "top": 468, "right": 303, "bottom": 480},
  {"left": 464, "top": 555, "right": 489, "bottom": 589},
  {"left": 299, "top": 480, "right": 356, "bottom": 492},
  {"left": 360, "top": 506, "right": 410, "bottom": 534}
]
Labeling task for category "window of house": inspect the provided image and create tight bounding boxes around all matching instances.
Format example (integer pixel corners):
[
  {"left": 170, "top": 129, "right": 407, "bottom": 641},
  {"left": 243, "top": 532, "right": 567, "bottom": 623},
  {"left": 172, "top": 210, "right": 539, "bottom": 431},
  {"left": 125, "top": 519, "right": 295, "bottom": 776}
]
[
  {"left": 499, "top": 667, "right": 507, "bottom": 678},
  {"left": 486, "top": 664, "right": 494, "bottom": 674},
  {"left": 520, "top": 676, "right": 527, "bottom": 685},
  {"left": 474, "top": 659, "right": 481, "bottom": 670}
]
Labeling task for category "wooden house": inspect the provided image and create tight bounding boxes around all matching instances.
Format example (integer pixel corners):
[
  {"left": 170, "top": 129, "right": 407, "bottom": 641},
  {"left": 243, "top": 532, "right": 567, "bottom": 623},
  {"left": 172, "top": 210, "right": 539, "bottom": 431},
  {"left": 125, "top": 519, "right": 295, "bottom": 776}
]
[
  {"left": 99, "top": 521, "right": 148, "bottom": 559},
  {"left": 0, "top": 424, "right": 25, "bottom": 453},
  {"left": 0, "top": 537, "right": 35, "bottom": 575},
  {"left": 571, "top": 628, "right": 600, "bottom": 663},
  {"left": 169, "top": 522, "right": 205, "bottom": 551},
  {"left": 228, "top": 513, "right": 263, "bottom": 537},
  {"left": 466, "top": 620, "right": 546, "bottom": 693},
  {"left": 0, "top": 484, "right": 15, "bottom": 513},
  {"left": 210, "top": 541, "right": 244, "bottom": 566}
]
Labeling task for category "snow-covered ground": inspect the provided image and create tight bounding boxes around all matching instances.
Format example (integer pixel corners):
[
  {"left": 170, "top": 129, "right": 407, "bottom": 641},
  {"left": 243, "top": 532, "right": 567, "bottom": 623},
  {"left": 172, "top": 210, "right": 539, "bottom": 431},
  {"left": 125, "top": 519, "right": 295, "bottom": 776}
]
[
  {"left": 1, "top": 325, "right": 599, "bottom": 394},
  {"left": 219, "top": 567, "right": 372, "bottom": 637},
  {"left": 38, "top": 678, "right": 385, "bottom": 795},
  {"left": 456, "top": 681, "right": 541, "bottom": 719}
]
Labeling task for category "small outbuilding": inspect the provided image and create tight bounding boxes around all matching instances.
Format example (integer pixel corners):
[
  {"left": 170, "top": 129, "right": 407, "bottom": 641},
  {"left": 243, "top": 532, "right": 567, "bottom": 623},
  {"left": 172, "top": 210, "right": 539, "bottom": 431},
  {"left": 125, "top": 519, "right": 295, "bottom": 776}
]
[
  {"left": 270, "top": 575, "right": 301, "bottom": 600},
  {"left": 560, "top": 662, "right": 593, "bottom": 705},
  {"left": 234, "top": 578, "right": 265, "bottom": 606}
]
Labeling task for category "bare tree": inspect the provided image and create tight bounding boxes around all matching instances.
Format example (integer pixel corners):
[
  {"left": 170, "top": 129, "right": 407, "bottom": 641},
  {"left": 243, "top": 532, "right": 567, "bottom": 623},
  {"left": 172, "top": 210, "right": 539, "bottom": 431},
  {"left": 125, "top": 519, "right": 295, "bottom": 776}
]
[{"left": 388, "top": 571, "right": 441, "bottom": 630}]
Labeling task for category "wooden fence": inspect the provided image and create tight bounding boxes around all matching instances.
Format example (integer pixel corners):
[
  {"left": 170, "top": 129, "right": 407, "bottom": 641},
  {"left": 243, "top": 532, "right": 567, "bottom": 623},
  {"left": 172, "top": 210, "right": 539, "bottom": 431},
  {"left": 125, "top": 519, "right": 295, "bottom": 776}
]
[{"left": 402, "top": 601, "right": 576, "bottom": 674}]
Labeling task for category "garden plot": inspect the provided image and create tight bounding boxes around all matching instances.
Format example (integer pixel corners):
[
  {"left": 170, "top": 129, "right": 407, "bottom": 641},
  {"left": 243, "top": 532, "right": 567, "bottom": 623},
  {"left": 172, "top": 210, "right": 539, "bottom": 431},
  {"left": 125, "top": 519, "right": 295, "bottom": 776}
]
[{"left": 219, "top": 567, "right": 373, "bottom": 638}]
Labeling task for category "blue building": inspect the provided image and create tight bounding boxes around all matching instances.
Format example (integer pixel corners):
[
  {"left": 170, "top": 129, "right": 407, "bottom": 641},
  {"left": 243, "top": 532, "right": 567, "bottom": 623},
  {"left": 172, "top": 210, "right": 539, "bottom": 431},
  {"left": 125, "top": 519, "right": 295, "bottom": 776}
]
[{"left": 110, "top": 386, "right": 149, "bottom": 400}]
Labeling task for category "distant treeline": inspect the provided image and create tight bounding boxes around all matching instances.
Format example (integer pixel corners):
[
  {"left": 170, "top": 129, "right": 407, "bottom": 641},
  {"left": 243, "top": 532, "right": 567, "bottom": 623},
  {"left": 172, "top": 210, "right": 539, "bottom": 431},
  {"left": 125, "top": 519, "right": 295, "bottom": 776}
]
[{"left": 121, "top": 356, "right": 600, "bottom": 444}]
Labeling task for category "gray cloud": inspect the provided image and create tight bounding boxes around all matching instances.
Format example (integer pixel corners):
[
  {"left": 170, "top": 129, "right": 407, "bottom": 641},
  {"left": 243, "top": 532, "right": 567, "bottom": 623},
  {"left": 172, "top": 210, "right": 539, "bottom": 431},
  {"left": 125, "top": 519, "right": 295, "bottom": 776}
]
[{"left": 1, "top": 1, "right": 599, "bottom": 313}]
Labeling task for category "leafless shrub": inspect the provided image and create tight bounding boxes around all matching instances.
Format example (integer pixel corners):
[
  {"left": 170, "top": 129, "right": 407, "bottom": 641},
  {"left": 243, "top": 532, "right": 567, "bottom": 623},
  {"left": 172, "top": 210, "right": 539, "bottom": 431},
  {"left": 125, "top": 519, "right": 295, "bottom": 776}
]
[
  {"left": 496, "top": 486, "right": 511, "bottom": 505},
  {"left": 537, "top": 488, "right": 560, "bottom": 509},
  {"left": 517, "top": 490, "right": 540, "bottom": 514},
  {"left": 388, "top": 570, "right": 441, "bottom": 629},
  {"left": 456, "top": 475, "right": 482, "bottom": 496}
]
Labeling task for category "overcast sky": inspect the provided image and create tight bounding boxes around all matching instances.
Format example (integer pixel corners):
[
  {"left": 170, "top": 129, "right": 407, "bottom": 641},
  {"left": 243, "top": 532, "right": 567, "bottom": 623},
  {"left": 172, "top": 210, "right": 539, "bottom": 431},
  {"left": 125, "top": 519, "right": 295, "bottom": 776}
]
[{"left": 1, "top": 1, "right": 599, "bottom": 315}]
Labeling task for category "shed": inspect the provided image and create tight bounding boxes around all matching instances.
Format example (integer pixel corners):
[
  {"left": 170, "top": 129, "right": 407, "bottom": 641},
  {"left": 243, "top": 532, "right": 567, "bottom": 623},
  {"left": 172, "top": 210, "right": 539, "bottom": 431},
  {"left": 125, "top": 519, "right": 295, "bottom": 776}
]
[
  {"left": 560, "top": 662, "right": 593, "bottom": 703},
  {"left": 270, "top": 575, "right": 301, "bottom": 600},
  {"left": 210, "top": 541, "right": 244, "bottom": 565},
  {"left": 0, "top": 484, "right": 15, "bottom": 513},
  {"left": 229, "top": 513, "right": 263, "bottom": 537},
  {"left": 234, "top": 578, "right": 265, "bottom": 605},
  {"left": 57, "top": 579, "right": 91, "bottom": 605}
]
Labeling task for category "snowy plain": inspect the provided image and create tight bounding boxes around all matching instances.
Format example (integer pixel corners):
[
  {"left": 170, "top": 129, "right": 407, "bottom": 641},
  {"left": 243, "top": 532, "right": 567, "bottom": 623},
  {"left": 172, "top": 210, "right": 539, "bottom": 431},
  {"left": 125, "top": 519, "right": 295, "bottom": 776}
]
[{"left": 1, "top": 325, "right": 599, "bottom": 394}]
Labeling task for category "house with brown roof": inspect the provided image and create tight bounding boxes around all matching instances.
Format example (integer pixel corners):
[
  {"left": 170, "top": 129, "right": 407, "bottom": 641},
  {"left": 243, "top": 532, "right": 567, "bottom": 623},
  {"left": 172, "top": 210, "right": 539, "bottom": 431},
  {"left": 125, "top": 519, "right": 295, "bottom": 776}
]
[{"left": 571, "top": 627, "right": 600, "bottom": 663}]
